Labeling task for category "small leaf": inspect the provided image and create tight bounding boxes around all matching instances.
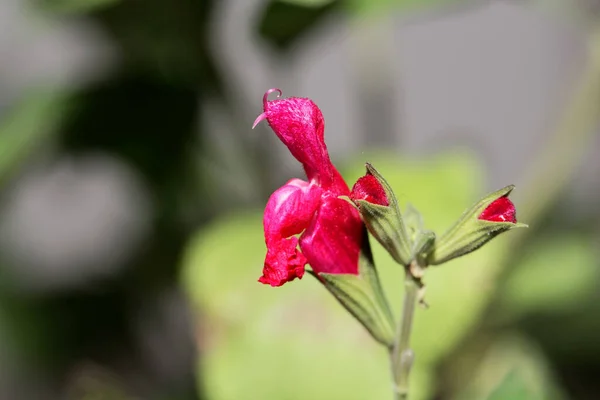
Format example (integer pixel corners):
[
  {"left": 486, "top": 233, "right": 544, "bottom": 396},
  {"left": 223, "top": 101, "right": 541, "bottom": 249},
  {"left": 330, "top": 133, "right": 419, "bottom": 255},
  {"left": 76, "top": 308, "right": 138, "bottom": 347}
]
[
  {"left": 39, "top": 0, "right": 120, "bottom": 14},
  {"left": 411, "top": 230, "right": 435, "bottom": 267},
  {"left": 453, "top": 335, "right": 564, "bottom": 400},
  {"left": 500, "top": 234, "right": 597, "bottom": 317},
  {"left": 280, "top": 0, "right": 335, "bottom": 6},
  {"left": 65, "top": 364, "right": 135, "bottom": 400},
  {"left": 0, "top": 89, "right": 67, "bottom": 187},
  {"left": 347, "top": 0, "right": 467, "bottom": 17},
  {"left": 403, "top": 204, "right": 426, "bottom": 242},
  {"left": 257, "top": 0, "right": 341, "bottom": 51},
  {"left": 486, "top": 372, "right": 537, "bottom": 400}
]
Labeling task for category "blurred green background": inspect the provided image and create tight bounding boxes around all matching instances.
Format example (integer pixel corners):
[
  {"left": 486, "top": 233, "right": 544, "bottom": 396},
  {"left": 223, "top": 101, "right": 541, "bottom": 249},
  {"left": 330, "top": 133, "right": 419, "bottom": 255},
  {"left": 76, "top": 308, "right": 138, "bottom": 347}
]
[{"left": 1, "top": 0, "right": 600, "bottom": 399}]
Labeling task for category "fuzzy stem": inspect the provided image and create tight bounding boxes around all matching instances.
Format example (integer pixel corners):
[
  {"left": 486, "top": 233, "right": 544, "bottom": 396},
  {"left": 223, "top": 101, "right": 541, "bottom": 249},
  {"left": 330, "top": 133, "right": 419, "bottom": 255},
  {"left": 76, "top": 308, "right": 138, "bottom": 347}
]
[{"left": 390, "top": 268, "right": 419, "bottom": 399}]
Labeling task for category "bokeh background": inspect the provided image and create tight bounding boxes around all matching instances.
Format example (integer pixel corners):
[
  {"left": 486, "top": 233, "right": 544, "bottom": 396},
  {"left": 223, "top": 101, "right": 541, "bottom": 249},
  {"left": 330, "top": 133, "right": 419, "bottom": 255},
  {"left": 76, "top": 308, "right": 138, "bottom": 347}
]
[{"left": 1, "top": 0, "right": 599, "bottom": 399}]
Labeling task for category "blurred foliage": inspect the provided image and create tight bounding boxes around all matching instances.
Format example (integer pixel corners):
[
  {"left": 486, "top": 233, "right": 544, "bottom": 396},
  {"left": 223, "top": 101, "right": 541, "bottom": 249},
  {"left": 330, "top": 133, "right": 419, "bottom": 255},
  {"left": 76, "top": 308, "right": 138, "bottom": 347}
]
[
  {"left": 345, "top": 0, "right": 467, "bottom": 16},
  {"left": 64, "top": 365, "right": 135, "bottom": 400},
  {"left": 38, "top": 0, "right": 120, "bottom": 14},
  {"left": 486, "top": 372, "right": 539, "bottom": 400},
  {"left": 258, "top": 0, "right": 341, "bottom": 50},
  {"left": 258, "top": 0, "right": 468, "bottom": 50},
  {"left": 0, "top": 89, "right": 67, "bottom": 187},
  {"left": 0, "top": 0, "right": 219, "bottom": 398},
  {"left": 501, "top": 235, "right": 597, "bottom": 318},
  {"left": 531, "top": 0, "right": 600, "bottom": 27},
  {"left": 458, "top": 335, "right": 565, "bottom": 400}
]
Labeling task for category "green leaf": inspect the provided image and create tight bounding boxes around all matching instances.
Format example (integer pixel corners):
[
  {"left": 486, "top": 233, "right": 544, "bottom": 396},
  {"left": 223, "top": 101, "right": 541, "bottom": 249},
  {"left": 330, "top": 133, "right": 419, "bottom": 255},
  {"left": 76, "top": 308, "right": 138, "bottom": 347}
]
[
  {"left": 257, "top": 0, "right": 341, "bottom": 51},
  {"left": 411, "top": 229, "right": 435, "bottom": 267},
  {"left": 346, "top": 0, "right": 467, "bottom": 17},
  {"left": 0, "top": 89, "right": 67, "bottom": 187},
  {"left": 403, "top": 204, "right": 426, "bottom": 242},
  {"left": 453, "top": 335, "right": 565, "bottom": 400},
  {"left": 279, "top": 0, "right": 336, "bottom": 6},
  {"left": 486, "top": 372, "right": 536, "bottom": 400},
  {"left": 257, "top": 0, "right": 469, "bottom": 51},
  {"left": 65, "top": 364, "right": 135, "bottom": 400},
  {"left": 499, "top": 234, "right": 597, "bottom": 317},
  {"left": 38, "top": 0, "right": 120, "bottom": 14}
]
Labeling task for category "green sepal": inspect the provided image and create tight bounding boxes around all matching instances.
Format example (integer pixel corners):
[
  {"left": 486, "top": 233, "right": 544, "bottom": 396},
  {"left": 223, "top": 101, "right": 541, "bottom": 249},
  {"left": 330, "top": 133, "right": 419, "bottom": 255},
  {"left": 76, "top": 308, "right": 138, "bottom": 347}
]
[
  {"left": 403, "top": 203, "right": 426, "bottom": 243},
  {"left": 318, "top": 229, "right": 395, "bottom": 348},
  {"left": 428, "top": 185, "right": 528, "bottom": 265},
  {"left": 411, "top": 229, "right": 436, "bottom": 267},
  {"left": 354, "top": 163, "right": 412, "bottom": 266}
]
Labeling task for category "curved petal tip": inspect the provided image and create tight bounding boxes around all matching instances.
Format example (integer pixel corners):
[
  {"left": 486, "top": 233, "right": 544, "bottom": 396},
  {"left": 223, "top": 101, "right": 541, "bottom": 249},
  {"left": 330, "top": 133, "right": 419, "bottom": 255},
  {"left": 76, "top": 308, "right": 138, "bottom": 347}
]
[{"left": 252, "top": 112, "right": 267, "bottom": 129}]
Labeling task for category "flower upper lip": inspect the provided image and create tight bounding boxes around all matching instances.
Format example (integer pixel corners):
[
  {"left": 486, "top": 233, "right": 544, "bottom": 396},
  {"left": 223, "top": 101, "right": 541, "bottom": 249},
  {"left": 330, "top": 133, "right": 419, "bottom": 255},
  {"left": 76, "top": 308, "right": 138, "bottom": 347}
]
[{"left": 255, "top": 89, "right": 336, "bottom": 188}]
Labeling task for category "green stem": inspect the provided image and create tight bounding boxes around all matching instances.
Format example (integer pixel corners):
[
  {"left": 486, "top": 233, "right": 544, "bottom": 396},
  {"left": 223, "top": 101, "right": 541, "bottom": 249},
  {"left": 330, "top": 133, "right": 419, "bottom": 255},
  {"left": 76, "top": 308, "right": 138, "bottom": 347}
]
[{"left": 390, "top": 269, "right": 419, "bottom": 400}]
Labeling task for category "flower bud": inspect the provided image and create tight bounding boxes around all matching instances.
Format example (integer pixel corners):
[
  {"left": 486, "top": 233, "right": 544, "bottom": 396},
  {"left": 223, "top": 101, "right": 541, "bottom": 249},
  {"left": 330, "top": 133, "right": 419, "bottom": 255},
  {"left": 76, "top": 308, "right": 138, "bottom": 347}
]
[
  {"left": 349, "top": 163, "right": 412, "bottom": 266},
  {"left": 428, "top": 185, "right": 527, "bottom": 265}
]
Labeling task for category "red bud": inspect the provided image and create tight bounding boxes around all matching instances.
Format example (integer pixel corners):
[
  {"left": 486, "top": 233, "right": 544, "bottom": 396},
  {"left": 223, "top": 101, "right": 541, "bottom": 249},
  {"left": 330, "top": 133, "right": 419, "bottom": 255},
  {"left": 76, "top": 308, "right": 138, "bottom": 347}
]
[
  {"left": 350, "top": 174, "right": 389, "bottom": 207},
  {"left": 478, "top": 196, "right": 517, "bottom": 223}
]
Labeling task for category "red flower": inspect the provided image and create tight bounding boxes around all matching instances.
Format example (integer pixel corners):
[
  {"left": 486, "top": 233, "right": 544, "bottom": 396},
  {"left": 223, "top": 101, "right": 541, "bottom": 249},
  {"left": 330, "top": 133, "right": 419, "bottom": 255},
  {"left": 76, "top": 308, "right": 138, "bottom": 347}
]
[
  {"left": 350, "top": 173, "right": 389, "bottom": 207},
  {"left": 254, "top": 89, "right": 363, "bottom": 287},
  {"left": 479, "top": 196, "right": 517, "bottom": 223}
]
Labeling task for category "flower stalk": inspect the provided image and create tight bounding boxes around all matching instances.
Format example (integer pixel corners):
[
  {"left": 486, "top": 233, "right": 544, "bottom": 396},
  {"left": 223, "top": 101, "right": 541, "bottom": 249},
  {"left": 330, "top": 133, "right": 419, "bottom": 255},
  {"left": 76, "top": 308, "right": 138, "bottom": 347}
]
[{"left": 390, "top": 267, "right": 420, "bottom": 400}]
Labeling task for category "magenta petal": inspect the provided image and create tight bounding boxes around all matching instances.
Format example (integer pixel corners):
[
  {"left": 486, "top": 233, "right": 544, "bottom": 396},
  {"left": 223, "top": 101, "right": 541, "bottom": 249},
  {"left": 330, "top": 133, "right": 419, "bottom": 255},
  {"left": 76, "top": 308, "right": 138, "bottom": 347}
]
[
  {"left": 479, "top": 196, "right": 517, "bottom": 223},
  {"left": 263, "top": 93, "right": 334, "bottom": 185},
  {"left": 260, "top": 179, "right": 322, "bottom": 286},
  {"left": 299, "top": 196, "right": 363, "bottom": 276},
  {"left": 259, "top": 236, "right": 307, "bottom": 287},
  {"left": 350, "top": 174, "right": 389, "bottom": 206},
  {"left": 263, "top": 179, "right": 322, "bottom": 241}
]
